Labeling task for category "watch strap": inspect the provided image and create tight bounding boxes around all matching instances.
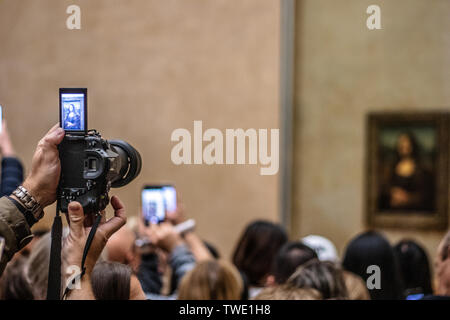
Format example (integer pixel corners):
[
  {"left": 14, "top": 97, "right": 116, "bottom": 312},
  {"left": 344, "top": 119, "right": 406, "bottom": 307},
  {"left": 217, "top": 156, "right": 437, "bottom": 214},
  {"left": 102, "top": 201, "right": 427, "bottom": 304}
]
[{"left": 12, "top": 186, "right": 44, "bottom": 221}]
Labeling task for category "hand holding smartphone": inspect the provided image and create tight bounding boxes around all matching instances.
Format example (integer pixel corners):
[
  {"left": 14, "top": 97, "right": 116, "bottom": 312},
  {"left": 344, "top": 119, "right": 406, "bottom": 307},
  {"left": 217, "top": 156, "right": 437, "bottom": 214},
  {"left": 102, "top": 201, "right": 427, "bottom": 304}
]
[{"left": 141, "top": 185, "right": 177, "bottom": 225}]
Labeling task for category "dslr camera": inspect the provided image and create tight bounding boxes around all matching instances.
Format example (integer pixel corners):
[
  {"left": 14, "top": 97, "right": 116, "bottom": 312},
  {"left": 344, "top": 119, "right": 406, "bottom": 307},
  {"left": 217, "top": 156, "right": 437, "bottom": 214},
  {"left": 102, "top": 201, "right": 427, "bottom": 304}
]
[{"left": 58, "top": 88, "right": 142, "bottom": 214}]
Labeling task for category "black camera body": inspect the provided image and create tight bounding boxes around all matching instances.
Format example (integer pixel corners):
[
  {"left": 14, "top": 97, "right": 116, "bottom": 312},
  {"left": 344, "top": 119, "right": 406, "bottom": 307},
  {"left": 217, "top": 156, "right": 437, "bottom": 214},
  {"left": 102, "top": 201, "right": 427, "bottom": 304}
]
[{"left": 58, "top": 130, "right": 142, "bottom": 215}]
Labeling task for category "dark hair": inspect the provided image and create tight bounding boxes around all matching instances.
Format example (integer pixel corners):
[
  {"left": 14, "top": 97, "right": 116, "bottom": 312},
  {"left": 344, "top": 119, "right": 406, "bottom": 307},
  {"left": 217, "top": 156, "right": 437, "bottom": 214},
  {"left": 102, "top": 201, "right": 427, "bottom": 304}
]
[
  {"left": 342, "top": 231, "right": 404, "bottom": 300},
  {"left": 91, "top": 261, "right": 131, "bottom": 300},
  {"left": 287, "top": 259, "right": 348, "bottom": 300},
  {"left": 394, "top": 240, "right": 433, "bottom": 296},
  {"left": 0, "top": 256, "right": 34, "bottom": 300},
  {"left": 395, "top": 131, "right": 420, "bottom": 160},
  {"left": 232, "top": 220, "right": 288, "bottom": 286},
  {"left": 273, "top": 241, "right": 318, "bottom": 284}
]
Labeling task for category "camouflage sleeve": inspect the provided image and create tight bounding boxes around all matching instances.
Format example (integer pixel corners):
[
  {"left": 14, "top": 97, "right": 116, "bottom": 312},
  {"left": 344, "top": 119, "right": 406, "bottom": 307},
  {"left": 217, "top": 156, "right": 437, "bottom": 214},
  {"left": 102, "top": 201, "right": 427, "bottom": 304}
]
[{"left": 0, "top": 196, "right": 33, "bottom": 276}]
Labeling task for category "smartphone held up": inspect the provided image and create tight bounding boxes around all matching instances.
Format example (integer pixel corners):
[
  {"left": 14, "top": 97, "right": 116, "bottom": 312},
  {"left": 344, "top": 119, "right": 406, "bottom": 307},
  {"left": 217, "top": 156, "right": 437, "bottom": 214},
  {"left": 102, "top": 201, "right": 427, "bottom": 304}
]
[{"left": 142, "top": 185, "right": 177, "bottom": 225}]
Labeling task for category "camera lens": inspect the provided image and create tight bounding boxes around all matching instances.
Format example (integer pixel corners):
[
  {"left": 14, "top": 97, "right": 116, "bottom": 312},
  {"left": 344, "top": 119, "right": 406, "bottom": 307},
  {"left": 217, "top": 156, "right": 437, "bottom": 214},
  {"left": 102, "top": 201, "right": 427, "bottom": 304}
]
[{"left": 108, "top": 140, "right": 142, "bottom": 188}]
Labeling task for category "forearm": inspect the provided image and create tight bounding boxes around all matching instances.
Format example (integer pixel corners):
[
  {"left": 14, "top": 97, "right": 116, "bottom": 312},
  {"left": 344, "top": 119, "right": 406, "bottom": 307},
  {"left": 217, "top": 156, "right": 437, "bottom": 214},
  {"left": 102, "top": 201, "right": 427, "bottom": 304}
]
[
  {"left": 184, "top": 232, "right": 213, "bottom": 262},
  {"left": 0, "top": 196, "right": 33, "bottom": 276}
]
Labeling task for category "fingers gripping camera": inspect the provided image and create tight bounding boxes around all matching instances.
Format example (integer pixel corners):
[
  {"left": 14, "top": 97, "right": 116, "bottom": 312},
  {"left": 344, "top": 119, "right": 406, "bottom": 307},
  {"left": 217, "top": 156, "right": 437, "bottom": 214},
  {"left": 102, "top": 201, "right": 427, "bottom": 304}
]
[{"left": 58, "top": 130, "right": 142, "bottom": 215}]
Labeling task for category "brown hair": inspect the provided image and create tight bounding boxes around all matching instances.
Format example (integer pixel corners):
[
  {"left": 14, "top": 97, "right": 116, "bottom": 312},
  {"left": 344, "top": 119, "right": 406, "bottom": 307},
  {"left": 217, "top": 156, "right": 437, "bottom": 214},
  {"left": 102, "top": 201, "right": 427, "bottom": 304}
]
[
  {"left": 178, "top": 260, "right": 243, "bottom": 300},
  {"left": 253, "top": 285, "right": 322, "bottom": 300},
  {"left": 287, "top": 259, "right": 348, "bottom": 300},
  {"left": 0, "top": 256, "right": 34, "bottom": 300},
  {"left": 232, "top": 221, "right": 288, "bottom": 286},
  {"left": 91, "top": 261, "right": 131, "bottom": 300}
]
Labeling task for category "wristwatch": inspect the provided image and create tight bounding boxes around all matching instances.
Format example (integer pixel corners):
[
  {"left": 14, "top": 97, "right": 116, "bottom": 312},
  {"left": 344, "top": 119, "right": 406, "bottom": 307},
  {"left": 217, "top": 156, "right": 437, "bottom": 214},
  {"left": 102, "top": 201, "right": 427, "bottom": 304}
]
[{"left": 12, "top": 186, "right": 44, "bottom": 221}]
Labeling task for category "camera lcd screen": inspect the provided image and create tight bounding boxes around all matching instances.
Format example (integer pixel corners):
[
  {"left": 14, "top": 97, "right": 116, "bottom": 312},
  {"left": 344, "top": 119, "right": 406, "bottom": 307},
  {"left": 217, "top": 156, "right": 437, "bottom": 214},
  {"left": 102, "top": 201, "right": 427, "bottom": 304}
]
[
  {"left": 60, "top": 88, "right": 87, "bottom": 132},
  {"left": 142, "top": 187, "right": 166, "bottom": 224}
]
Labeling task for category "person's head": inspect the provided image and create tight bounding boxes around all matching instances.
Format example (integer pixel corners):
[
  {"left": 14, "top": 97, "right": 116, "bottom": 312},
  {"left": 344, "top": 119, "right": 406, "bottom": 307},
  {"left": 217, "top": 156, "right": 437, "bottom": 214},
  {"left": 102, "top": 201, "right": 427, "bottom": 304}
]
[
  {"left": 178, "top": 260, "right": 243, "bottom": 300},
  {"left": 394, "top": 239, "right": 433, "bottom": 296},
  {"left": 253, "top": 285, "right": 322, "bottom": 300},
  {"left": 18, "top": 229, "right": 49, "bottom": 257},
  {"left": 287, "top": 259, "right": 348, "bottom": 300},
  {"left": 91, "top": 261, "right": 145, "bottom": 300},
  {"left": 270, "top": 241, "right": 318, "bottom": 285},
  {"left": 435, "top": 231, "right": 450, "bottom": 296},
  {"left": 0, "top": 256, "right": 34, "bottom": 300},
  {"left": 342, "top": 231, "right": 404, "bottom": 300},
  {"left": 24, "top": 232, "right": 54, "bottom": 299},
  {"left": 302, "top": 235, "right": 339, "bottom": 264},
  {"left": 232, "top": 220, "right": 288, "bottom": 286},
  {"left": 396, "top": 132, "right": 419, "bottom": 159},
  {"left": 106, "top": 224, "right": 139, "bottom": 272},
  {"left": 342, "top": 271, "right": 370, "bottom": 300}
]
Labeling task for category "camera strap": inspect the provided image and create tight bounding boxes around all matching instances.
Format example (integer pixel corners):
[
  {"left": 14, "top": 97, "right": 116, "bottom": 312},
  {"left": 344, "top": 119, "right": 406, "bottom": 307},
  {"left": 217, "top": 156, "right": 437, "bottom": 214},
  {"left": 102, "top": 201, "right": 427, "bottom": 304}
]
[
  {"left": 46, "top": 205, "right": 63, "bottom": 300},
  {"left": 61, "top": 213, "right": 102, "bottom": 300},
  {"left": 47, "top": 204, "right": 102, "bottom": 300}
]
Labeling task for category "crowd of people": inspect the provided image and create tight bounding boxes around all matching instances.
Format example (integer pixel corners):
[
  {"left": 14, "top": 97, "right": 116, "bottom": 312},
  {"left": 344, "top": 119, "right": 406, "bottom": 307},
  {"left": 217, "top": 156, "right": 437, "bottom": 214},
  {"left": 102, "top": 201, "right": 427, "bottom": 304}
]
[{"left": 0, "top": 123, "right": 449, "bottom": 300}]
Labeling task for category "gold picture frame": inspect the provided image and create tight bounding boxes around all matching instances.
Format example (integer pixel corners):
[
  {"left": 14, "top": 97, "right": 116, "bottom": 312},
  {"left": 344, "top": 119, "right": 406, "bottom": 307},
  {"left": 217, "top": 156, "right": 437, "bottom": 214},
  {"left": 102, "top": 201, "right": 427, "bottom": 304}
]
[{"left": 366, "top": 111, "right": 449, "bottom": 230}]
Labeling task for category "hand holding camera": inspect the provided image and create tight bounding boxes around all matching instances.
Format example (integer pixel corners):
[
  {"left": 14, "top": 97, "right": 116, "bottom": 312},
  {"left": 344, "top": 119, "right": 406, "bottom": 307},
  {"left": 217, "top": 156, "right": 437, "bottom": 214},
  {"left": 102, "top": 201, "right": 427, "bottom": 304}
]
[
  {"left": 21, "top": 124, "right": 65, "bottom": 208},
  {"left": 63, "top": 196, "right": 127, "bottom": 275},
  {"left": 58, "top": 88, "right": 142, "bottom": 215}
]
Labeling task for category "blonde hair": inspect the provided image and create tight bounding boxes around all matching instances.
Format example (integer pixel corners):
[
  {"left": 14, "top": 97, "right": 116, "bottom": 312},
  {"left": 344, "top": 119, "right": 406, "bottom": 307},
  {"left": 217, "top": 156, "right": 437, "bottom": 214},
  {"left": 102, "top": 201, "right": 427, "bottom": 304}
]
[
  {"left": 178, "top": 260, "right": 243, "bottom": 300},
  {"left": 342, "top": 271, "right": 370, "bottom": 300},
  {"left": 253, "top": 285, "right": 322, "bottom": 300}
]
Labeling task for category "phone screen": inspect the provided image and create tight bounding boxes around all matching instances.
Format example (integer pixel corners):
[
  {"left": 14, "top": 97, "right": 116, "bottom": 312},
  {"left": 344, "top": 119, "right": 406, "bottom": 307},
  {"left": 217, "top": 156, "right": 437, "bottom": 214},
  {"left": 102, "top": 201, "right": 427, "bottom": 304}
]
[
  {"left": 162, "top": 185, "right": 177, "bottom": 212},
  {"left": 142, "top": 185, "right": 177, "bottom": 224},
  {"left": 142, "top": 187, "right": 166, "bottom": 224},
  {"left": 60, "top": 88, "right": 87, "bottom": 133}
]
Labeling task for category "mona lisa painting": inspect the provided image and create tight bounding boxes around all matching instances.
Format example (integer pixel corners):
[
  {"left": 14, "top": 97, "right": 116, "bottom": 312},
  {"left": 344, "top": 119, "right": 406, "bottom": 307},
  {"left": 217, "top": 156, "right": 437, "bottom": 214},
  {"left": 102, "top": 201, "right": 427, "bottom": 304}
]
[{"left": 366, "top": 112, "right": 449, "bottom": 230}]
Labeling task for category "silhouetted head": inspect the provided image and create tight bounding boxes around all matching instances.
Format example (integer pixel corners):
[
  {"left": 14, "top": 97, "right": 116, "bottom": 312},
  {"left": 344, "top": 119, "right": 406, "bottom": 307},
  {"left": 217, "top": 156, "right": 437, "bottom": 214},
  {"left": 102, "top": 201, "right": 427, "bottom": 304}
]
[
  {"left": 394, "top": 239, "right": 433, "bottom": 296},
  {"left": 342, "top": 231, "right": 404, "bottom": 300}
]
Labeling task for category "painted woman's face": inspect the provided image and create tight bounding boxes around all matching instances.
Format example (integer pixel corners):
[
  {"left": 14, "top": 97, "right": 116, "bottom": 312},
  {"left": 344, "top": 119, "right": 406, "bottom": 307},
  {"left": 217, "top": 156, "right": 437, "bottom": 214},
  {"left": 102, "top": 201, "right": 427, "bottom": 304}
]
[{"left": 397, "top": 134, "right": 413, "bottom": 157}]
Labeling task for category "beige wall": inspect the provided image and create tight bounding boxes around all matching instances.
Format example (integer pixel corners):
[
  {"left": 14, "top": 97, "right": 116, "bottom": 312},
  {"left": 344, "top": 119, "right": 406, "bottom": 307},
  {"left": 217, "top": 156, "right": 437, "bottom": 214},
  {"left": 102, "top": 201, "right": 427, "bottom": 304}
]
[
  {"left": 292, "top": 0, "right": 450, "bottom": 261},
  {"left": 0, "top": 0, "right": 281, "bottom": 259}
]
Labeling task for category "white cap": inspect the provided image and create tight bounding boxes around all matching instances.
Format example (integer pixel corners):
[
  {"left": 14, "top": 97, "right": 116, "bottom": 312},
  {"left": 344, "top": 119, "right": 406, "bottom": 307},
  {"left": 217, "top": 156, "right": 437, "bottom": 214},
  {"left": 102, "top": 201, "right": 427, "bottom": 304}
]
[{"left": 301, "top": 235, "right": 339, "bottom": 263}]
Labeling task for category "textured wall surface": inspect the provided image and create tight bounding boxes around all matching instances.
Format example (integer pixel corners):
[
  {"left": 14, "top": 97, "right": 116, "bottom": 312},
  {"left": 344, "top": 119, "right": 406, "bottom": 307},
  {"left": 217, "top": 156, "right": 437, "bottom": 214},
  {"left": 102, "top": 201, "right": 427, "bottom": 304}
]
[
  {"left": 292, "top": 0, "right": 450, "bottom": 262},
  {"left": 0, "top": 0, "right": 281, "bottom": 259}
]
